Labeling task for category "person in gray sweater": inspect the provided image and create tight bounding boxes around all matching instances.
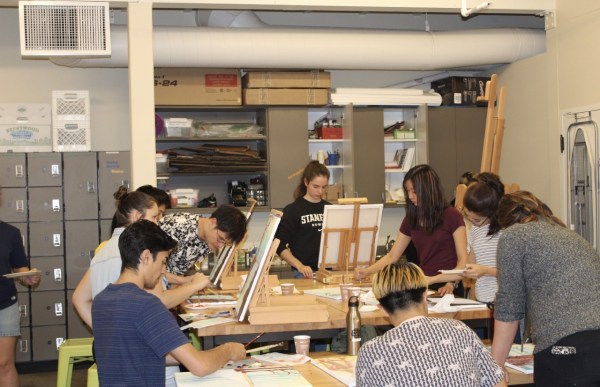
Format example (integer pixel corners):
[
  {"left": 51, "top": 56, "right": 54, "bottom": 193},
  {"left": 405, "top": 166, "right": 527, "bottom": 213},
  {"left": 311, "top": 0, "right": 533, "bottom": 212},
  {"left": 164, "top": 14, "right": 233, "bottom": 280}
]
[{"left": 491, "top": 191, "right": 600, "bottom": 386}]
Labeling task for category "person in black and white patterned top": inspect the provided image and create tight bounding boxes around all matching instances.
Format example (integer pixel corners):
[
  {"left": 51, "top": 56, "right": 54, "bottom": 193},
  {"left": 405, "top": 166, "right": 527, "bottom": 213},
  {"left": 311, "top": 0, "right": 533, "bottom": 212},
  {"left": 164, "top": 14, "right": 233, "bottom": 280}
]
[
  {"left": 356, "top": 262, "right": 505, "bottom": 387},
  {"left": 159, "top": 205, "right": 247, "bottom": 275}
]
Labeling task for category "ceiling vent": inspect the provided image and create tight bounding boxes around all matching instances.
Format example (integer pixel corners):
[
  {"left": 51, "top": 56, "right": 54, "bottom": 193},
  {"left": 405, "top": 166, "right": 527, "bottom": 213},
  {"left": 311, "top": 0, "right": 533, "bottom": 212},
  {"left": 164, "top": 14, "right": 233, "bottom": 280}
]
[{"left": 19, "top": 1, "right": 110, "bottom": 57}]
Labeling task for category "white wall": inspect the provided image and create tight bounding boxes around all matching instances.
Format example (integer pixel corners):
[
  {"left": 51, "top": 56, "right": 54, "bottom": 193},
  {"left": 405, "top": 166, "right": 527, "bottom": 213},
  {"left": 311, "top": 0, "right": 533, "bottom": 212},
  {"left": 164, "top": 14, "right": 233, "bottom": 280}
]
[{"left": 0, "top": 9, "right": 131, "bottom": 151}]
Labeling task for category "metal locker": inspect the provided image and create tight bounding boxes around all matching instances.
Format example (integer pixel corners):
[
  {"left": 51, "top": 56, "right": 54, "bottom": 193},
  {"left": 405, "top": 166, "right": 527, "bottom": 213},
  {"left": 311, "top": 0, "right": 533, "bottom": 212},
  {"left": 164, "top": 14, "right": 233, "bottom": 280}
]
[
  {"left": 65, "top": 220, "right": 99, "bottom": 289},
  {"left": 10, "top": 221, "right": 28, "bottom": 256},
  {"left": 30, "top": 257, "right": 65, "bottom": 292},
  {"left": 30, "top": 290, "right": 66, "bottom": 326},
  {"left": 32, "top": 325, "right": 66, "bottom": 361},
  {"left": 63, "top": 153, "right": 99, "bottom": 220},
  {"left": 66, "top": 290, "right": 92, "bottom": 339},
  {"left": 0, "top": 188, "right": 27, "bottom": 223},
  {"left": 17, "top": 292, "right": 31, "bottom": 327},
  {"left": 29, "top": 222, "right": 64, "bottom": 257},
  {"left": 99, "top": 218, "right": 113, "bottom": 243},
  {"left": 15, "top": 327, "right": 31, "bottom": 363},
  {"left": 28, "top": 187, "right": 64, "bottom": 222},
  {"left": 27, "top": 153, "right": 62, "bottom": 187},
  {"left": 0, "top": 153, "right": 26, "bottom": 187},
  {"left": 98, "top": 151, "right": 130, "bottom": 219}
]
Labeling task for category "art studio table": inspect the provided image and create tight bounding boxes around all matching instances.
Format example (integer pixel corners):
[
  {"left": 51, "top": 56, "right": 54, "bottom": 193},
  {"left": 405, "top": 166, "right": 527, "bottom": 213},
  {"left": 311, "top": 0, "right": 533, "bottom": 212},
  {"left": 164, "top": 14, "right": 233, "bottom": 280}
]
[{"left": 188, "top": 278, "right": 494, "bottom": 350}]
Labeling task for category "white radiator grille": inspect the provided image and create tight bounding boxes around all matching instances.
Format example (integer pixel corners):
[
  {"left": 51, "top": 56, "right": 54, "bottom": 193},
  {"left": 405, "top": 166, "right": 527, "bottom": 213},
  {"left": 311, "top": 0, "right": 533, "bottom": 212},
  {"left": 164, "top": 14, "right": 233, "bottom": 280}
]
[{"left": 19, "top": 1, "right": 110, "bottom": 56}]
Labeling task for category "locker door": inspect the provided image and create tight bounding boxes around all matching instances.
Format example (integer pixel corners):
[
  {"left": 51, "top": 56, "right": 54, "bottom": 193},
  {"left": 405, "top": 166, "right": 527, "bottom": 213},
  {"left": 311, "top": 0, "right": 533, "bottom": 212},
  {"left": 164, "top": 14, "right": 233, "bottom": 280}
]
[
  {"left": 65, "top": 220, "right": 99, "bottom": 289},
  {"left": 0, "top": 153, "right": 26, "bottom": 187},
  {"left": 30, "top": 256, "right": 65, "bottom": 291},
  {"left": 0, "top": 188, "right": 27, "bottom": 223},
  {"left": 100, "top": 219, "right": 113, "bottom": 243},
  {"left": 17, "top": 292, "right": 31, "bottom": 327},
  {"left": 28, "top": 187, "right": 63, "bottom": 222},
  {"left": 10, "top": 221, "right": 28, "bottom": 256},
  {"left": 66, "top": 290, "right": 92, "bottom": 338},
  {"left": 27, "top": 153, "right": 62, "bottom": 187},
  {"left": 98, "top": 152, "right": 130, "bottom": 219},
  {"left": 29, "top": 222, "right": 64, "bottom": 257},
  {"left": 32, "top": 325, "right": 66, "bottom": 361},
  {"left": 64, "top": 153, "right": 99, "bottom": 220},
  {"left": 31, "top": 290, "right": 66, "bottom": 326},
  {"left": 15, "top": 327, "right": 31, "bottom": 363}
]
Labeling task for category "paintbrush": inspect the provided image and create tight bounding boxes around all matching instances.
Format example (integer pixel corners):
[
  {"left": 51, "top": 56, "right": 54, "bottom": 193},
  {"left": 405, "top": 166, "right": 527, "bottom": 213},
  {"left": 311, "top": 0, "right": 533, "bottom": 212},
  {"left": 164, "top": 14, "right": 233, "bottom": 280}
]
[
  {"left": 244, "top": 332, "right": 266, "bottom": 348},
  {"left": 245, "top": 342, "right": 283, "bottom": 354}
]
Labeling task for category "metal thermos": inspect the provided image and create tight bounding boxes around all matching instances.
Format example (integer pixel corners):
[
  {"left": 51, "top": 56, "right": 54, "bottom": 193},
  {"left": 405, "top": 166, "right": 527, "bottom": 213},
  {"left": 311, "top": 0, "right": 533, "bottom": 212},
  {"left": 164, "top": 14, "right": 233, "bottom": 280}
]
[{"left": 346, "top": 296, "right": 362, "bottom": 355}]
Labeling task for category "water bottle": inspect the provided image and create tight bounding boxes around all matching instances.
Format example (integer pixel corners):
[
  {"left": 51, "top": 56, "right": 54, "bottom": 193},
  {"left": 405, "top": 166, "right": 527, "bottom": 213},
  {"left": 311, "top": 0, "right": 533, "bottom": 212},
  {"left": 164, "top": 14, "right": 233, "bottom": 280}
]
[{"left": 346, "top": 295, "right": 362, "bottom": 355}]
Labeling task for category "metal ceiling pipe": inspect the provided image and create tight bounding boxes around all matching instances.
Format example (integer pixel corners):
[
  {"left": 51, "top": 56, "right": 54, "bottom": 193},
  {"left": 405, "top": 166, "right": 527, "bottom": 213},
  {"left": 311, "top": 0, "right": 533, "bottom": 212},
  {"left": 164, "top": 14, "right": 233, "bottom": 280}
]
[{"left": 50, "top": 26, "right": 545, "bottom": 69}]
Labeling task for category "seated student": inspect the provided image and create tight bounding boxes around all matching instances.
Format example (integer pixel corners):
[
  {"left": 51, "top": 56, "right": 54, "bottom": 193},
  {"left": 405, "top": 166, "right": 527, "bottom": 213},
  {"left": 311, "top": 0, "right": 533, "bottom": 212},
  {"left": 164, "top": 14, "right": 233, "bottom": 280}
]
[
  {"left": 160, "top": 205, "right": 247, "bottom": 275},
  {"left": 356, "top": 261, "right": 505, "bottom": 387},
  {"left": 92, "top": 220, "right": 245, "bottom": 386}
]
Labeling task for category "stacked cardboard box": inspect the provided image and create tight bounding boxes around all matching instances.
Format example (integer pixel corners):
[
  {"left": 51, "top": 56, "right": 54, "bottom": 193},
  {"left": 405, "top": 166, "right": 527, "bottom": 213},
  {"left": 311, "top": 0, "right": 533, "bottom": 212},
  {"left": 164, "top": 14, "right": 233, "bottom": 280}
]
[
  {"left": 242, "top": 70, "right": 330, "bottom": 106},
  {"left": 154, "top": 68, "right": 242, "bottom": 106},
  {"left": 431, "top": 76, "right": 490, "bottom": 106}
]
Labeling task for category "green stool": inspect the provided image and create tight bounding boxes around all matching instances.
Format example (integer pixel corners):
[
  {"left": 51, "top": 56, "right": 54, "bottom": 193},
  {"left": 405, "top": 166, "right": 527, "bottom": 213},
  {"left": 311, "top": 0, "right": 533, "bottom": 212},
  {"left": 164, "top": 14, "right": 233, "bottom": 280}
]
[
  {"left": 87, "top": 364, "right": 99, "bottom": 387},
  {"left": 56, "top": 337, "right": 94, "bottom": 387}
]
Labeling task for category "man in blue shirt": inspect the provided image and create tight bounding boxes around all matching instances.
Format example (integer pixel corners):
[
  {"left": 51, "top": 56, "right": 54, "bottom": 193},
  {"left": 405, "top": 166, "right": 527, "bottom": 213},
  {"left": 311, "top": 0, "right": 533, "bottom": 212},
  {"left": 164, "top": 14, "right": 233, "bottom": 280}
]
[{"left": 92, "top": 220, "right": 245, "bottom": 386}]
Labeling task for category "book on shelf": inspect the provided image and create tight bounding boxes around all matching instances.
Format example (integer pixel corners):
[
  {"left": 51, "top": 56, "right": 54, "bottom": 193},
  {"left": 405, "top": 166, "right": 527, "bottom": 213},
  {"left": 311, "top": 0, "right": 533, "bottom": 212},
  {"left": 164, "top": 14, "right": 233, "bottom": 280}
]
[{"left": 390, "top": 147, "right": 415, "bottom": 172}]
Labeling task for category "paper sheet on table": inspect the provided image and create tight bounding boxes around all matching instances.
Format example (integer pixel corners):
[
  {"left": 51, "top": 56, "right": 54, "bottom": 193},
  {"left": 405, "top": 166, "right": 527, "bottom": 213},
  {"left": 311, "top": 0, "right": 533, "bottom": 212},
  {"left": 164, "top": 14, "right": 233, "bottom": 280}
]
[
  {"left": 251, "top": 352, "right": 311, "bottom": 366},
  {"left": 311, "top": 355, "right": 357, "bottom": 387},
  {"left": 428, "top": 294, "right": 459, "bottom": 312},
  {"left": 428, "top": 295, "right": 487, "bottom": 311},
  {"left": 179, "top": 317, "right": 237, "bottom": 330},
  {"left": 175, "top": 370, "right": 250, "bottom": 386}
]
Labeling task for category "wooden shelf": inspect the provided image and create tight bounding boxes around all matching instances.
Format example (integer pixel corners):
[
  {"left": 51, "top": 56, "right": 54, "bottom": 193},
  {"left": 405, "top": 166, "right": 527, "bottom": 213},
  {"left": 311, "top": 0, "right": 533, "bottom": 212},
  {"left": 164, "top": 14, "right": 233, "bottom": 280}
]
[{"left": 157, "top": 136, "right": 266, "bottom": 142}]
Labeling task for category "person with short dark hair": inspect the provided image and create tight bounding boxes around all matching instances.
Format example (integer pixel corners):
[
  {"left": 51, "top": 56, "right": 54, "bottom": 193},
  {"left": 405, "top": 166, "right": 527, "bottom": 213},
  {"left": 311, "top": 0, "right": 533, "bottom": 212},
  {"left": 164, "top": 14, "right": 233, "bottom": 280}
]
[
  {"left": 356, "top": 261, "right": 505, "bottom": 387},
  {"left": 160, "top": 205, "right": 247, "bottom": 275},
  {"left": 137, "top": 184, "right": 172, "bottom": 219},
  {"left": 92, "top": 220, "right": 245, "bottom": 386}
]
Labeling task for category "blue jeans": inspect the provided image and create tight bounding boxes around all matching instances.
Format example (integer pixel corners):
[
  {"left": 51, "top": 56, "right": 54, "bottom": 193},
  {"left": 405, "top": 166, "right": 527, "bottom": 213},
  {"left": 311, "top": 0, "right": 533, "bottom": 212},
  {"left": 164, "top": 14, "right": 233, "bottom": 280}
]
[{"left": 0, "top": 303, "right": 21, "bottom": 337}]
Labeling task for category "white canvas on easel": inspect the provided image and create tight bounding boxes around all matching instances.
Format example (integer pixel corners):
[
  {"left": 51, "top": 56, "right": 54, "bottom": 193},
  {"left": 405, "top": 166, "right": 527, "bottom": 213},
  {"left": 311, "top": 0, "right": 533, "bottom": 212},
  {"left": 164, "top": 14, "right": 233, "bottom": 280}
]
[{"left": 316, "top": 203, "right": 383, "bottom": 283}]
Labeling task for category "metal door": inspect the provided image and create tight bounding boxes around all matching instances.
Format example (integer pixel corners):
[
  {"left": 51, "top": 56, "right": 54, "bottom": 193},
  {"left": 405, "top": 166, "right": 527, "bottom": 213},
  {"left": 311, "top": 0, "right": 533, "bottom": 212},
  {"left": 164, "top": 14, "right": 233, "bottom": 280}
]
[
  {"left": 98, "top": 152, "right": 130, "bottom": 219},
  {"left": 0, "top": 188, "right": 27, "bottom": 222},
  {"left": 10, "top": 221, "right": 28, "bottom": 256},
  {"left": 99, "top": 219, "right": 113, "bottom": 242},
  {"left": 32, "top": 325, "right": 66, "bottom": 361},
  {"left": 0, "top": 153, "right": 26, "bottom": 187},
  {"left": 17, "top": 292, "right": 30, "bottom": 327},
  {"left": 66, "top": 290, "right": 92, "bottom": 338},
  {"left": 27, "top": 153, "right": 62, "bottom": 187},
  {"left": 15, "top": 327, "right": 31, "bottom": 363},
  {"left": 30, "top": 290, "right": 66, "bottom": 326},
  {"left": 28, "top": 187, "right": 63, "bottom": 222},
  {"left": 29, "top": 222, "right": 64, "bottom": 257},
  {"left": 30, "top": 256, "right": 65, "bottom": 291},
  {"left": 65, "top": 220, "right": 99, "bottom": 289},
  {"left": 63, "top": 152, "right": 99, "bottom": 220},
  {"left": 567, "top": 120, "right": 599, "bottom": 249}
]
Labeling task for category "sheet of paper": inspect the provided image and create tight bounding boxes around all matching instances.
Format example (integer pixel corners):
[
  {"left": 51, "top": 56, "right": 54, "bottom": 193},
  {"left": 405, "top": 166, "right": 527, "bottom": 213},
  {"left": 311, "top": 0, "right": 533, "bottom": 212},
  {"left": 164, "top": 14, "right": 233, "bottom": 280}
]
[
  {"left": 246, "top": 369, "right": 312, "bottom": 387},
  {"left": 174, "top": 370, "right": 250, "bottom": 386},
  {"left": 179, "top": 317, "right": 237, "bottom": 331},
  {"left": 311, "top": 355, "right": 357, "bottom": 387}
]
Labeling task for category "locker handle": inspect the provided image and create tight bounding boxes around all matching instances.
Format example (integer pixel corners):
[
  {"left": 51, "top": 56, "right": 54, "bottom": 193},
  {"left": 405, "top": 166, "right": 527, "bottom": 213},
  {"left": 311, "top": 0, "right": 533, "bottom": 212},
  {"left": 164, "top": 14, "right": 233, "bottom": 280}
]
[
  {"left": 54, "top": 302, "right": 63, "bottom": 317},
  {"left": 86, "top": 181, "right": 96, "bottom": 193},
  {"left": 52, "top": 234, "right": 61, "bottom": 247},
  {"left": 19, "top": 304, "right": 27, "bottom": 318},
  {"left": 52, "top": 199, "right": 61, "bottom": 212},
  {"left": 122, "top": 179, "right": 130, "bottom": 190},
  {"left": 54, "top": 268, "right": 62, "bottom": 282},
  {"left": 55, "top": 337, "right": 64, "bottom": 350},
  {"left": 15, "top": 164, "right": 24, "bottom": 178},
  {"left": 19, "top": 339, "right": 29, "bottom": 353},
  {"left": 51, "top": 164, "right": 60, "bottom": 177},
  {"left": 16, "top": 200, "right": 25, "bottom": 213}
]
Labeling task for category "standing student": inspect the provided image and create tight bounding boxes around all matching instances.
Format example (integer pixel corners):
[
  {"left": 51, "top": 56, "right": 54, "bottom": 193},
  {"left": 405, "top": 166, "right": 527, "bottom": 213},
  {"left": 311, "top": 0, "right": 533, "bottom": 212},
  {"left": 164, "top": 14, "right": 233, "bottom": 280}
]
[
  {"left": 491, "top": 191, "right": 600, "bottom": 386},
  {"left": 92, "top": 220, "right": 245, "bottom": 386},
  {"left": 459, "top": 172, "right": 504, "bottom": 302},
  {"left": 159, "top": 205, "right": 247, "bottom": 275},
  {"left": 356, "top": 261, "right": 505, "bottom": 387},
  {"left": 0, "top": 222, "right": 41, "bottom": 387},
  {"left": 275, "top": 161, "right": 330, "bottom": 278},
  {"left": 355, "top": 164, "right": 468, "bottom": 295}
]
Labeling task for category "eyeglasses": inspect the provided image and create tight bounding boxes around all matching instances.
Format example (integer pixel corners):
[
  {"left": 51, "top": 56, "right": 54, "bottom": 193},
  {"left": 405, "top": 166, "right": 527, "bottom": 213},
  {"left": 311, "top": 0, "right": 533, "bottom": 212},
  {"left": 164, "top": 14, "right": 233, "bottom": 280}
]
[{"left": 215, "top": 229, "right": 232, "bottom": 247}]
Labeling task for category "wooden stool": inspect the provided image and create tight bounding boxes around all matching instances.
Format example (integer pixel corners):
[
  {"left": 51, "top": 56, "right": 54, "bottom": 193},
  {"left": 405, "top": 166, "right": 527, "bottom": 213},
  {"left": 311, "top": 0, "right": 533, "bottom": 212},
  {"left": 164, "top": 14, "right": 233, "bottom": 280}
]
[
  {"left": 56, "top": 337, "right": 94, "bottom": 387},
  {"left": 87, "top": 364, "right": 99, "bottom": 387}
]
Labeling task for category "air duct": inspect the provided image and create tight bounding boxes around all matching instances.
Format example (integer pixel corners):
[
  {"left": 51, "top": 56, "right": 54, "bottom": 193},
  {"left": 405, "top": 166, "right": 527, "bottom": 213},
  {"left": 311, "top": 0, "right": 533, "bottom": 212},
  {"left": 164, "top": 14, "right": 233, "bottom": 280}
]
[{"left": 50, "top": 26, "right": 545, "bottom": 69}]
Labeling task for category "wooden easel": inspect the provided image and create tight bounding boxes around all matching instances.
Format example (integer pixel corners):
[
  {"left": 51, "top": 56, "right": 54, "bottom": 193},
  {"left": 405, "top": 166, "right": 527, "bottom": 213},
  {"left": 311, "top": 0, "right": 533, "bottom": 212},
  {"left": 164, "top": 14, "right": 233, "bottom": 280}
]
[
  {"left": 316, "top": 199, "right": 380, "bottom": 284},
  {"left": 247, "top": 240, "right": 329, "bottom": 325}
]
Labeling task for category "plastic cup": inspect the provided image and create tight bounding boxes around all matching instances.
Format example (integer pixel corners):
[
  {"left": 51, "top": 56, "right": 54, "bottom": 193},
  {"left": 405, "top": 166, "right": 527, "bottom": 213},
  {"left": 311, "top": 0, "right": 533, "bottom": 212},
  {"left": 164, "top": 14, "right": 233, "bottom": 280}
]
[
  {"left": 294, "top": 335, "right": 311, "bottom": 355},
  {"left": 280, "top": 283, "right": 295, "bottom": 296},
  {"left": 340, "top": 283, "right": 353, "bottom": 304}
]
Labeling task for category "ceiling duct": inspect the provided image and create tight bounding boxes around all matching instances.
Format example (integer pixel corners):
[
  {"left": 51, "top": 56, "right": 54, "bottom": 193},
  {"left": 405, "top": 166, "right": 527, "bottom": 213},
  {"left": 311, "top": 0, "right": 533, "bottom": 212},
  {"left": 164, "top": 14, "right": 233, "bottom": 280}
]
[
  {"left": 49, "top": 25, "right": 545, "bottom": 70},
  {"left": 19, "top": 1, "right": 110, "bottom": 57}
]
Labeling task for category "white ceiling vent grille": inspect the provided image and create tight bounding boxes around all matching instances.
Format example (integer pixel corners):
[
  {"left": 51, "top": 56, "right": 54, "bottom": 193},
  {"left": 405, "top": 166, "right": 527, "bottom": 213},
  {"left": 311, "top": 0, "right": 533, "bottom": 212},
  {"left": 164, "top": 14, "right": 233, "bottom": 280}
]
[{"left": 19, "top": 1, "right": 110, "bottom": 57}]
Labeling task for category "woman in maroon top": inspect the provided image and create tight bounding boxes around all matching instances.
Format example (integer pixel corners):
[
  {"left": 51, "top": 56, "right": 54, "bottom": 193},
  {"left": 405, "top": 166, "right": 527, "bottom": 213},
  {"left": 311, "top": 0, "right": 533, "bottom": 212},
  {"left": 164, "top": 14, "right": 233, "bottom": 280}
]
[{"left": 355, "top": 164, "right": 468, "bottom": 295}]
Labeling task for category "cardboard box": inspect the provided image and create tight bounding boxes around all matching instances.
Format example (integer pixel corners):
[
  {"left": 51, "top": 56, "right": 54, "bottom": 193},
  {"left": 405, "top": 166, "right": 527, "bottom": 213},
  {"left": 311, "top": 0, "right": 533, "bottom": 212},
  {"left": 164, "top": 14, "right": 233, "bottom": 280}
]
[
  {"left": 431, "top": 76, "right": 490, "bottom": 106},
  {"left": 317, "top": 126, "right": 343, "bottom": 139},
  {"left": 243, "top": 71, "right": 331, "bottom": 88},
  {"left": 243, "top": 88, "right": 328, "bottom": 106},
  {"left": 0, "top": 103, "right": 52, "bottom": 152},
  {"left": 155, "top": 68, "right": 241, "bottom": 106}
]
